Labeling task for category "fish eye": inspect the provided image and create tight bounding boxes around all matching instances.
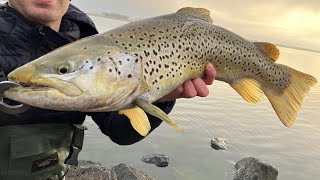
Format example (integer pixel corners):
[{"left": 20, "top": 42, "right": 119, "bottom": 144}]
[{"left": 57, "top": 64, "right": 70, "bottom": 74}]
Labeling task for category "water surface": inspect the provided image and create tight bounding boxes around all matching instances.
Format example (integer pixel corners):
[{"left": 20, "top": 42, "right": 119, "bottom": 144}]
[{"left": 80, "top": 16, "right": 320, "bottom": 180}]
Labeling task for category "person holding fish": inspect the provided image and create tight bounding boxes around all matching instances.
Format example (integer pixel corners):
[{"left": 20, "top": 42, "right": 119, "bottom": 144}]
[{"left": 0, "top": 0, "right": 216, "bottom": 179}]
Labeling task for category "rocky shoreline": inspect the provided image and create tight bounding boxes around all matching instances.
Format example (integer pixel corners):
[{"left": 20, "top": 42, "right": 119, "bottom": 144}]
[
  {"left": 68, "top": 138, "right": 278, "bottom": 180},
  {"left": 68, "top": 156, "right": 278, "bottom": 180},
  {"left": 66, "top": 160, "right": 155, "bottom": 180}
]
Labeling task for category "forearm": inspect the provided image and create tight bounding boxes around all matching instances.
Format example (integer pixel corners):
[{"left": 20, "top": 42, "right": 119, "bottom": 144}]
[{"left": 90, "top": 100, "right": 176, "bottom": 145}]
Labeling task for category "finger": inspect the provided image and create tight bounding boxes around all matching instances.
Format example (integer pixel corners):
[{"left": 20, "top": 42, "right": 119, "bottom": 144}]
[
  {"left": 202, "top": 63, "right": 216, "bottom": 85},
  {"left": 175, "top": 85, "right": 184, "bottom": 95},
  {"left": 166, "top": 85, "right": 184, "bottom": 99},
  {"left": 192, "top": 78, "right": 209, "bottom": 97},
  {"left": 182, "top": 80, "right": 197, "bottom": 98},
  {"left": 157, "top": 85, "right": 184, "bottom": 102}
]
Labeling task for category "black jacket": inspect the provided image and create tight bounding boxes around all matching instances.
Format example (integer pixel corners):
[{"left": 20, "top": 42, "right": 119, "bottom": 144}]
[{"left": 0, "top": 3, "right": 175, "bottom": 145}]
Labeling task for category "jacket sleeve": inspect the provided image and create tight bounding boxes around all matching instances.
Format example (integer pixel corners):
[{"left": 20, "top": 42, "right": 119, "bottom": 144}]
[{"left": 89, "top": 100, "right": 176, "bottom": 145}]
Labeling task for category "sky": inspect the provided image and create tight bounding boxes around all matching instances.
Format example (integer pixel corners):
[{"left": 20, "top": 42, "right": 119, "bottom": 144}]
[
  {"left": 0, "top": 0, "right": 319, "bottom": 51},
  {"left": 71, "top": 0, "right": 320, "bottom": 52}
]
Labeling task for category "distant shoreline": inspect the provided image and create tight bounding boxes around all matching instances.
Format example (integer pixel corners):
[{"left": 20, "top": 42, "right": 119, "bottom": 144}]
[{"left": 276, "top": 44, "right": 320, "bottom": 54}]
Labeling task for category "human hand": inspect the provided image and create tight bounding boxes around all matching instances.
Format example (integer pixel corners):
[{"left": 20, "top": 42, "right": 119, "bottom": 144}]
[{"left": 157, "top": 63, "right": 216, "bottom": 102}]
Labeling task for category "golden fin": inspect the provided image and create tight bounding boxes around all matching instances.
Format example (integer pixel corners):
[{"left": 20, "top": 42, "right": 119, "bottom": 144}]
[
  {"left": 254, "top": 42, "right": 279, "bottom": 61},
  {"left": 119, "top": 106, "right": 151, "bottom": 137},
  {"left": 136, "top": 99, "right": 184, "bottom": 132},
  {"left": 230, "top": 78, "right": 263, "bottom": 104},
  {"left": 264, "top": 65, "right": 317, "bottom": 127},
  {"left": 177, "top": 7, "right": 213, "bottom": 23}
]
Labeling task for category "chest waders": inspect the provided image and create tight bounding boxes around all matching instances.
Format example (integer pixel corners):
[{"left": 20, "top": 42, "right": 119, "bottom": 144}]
[{"left": 0, "top": 123, "right": 86, "bottom": 180}]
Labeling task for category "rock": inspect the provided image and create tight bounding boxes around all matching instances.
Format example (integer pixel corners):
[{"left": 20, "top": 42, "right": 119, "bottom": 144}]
[
  {"left": 66, "top": 160, "right": 155, "bottom": 180},
  {"left": 66, "top": 160, "right": 115, "bottom": 180},
  {"left": 234, "top": 157, "right": 278, "bottom": 180},
  {"left": 141, "top": 154, "right": 169, "bottom": 167},
  {"left": 112, "top": 163, "right": 155, "bottom": 180},
  {"left": 210, "top": 137, "right": 227, "bottom": 150}
]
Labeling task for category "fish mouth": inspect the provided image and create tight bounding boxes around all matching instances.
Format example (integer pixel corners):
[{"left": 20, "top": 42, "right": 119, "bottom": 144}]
[
  {"left": 7, "top": 64, "right": 82, "bottom": 97},
  {"left": 8, "top": 77, "right": 82, "bottom": 97}
]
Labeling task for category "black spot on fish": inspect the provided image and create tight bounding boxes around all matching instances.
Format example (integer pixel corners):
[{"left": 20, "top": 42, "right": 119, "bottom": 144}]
[
  {"left": 153, "top": 50, "right": 158, "bottom": 56},
  {"left": 144, "top": 50, "right": 150, "bottom": 57}
]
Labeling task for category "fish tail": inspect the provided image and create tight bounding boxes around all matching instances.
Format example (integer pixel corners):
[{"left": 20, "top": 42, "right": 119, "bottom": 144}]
[{"left": 264, "top": 65, "right": 317, "bottom": 127}]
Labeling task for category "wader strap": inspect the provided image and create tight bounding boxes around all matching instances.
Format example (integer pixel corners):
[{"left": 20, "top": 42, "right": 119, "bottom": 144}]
[
  {"left": 64, "top": 124, "right": 87, "bottom": 166},
  {"left": 0, "top": 67, "right": 6, "bottom": 81}
]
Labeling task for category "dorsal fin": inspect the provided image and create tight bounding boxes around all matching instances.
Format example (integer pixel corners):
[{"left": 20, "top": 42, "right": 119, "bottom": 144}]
[
  {"left": 254, "top": 42, "right": 280, "bottom": 61},
  {"left": 177, "top": 7, "right": 213, "bottom": 23}
]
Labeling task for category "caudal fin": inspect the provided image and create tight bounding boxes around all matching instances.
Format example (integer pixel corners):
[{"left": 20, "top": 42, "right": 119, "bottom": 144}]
[{"left": 264, "top": 66, "right": 317, "bottom": 127}]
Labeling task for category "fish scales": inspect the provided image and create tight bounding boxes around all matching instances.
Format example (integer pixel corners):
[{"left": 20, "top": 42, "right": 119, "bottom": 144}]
[
  {"left": 4, "top": 7, "right": 317, "bottom": 134},
  {"left": 103, "top": 13, "right": 288, "bottom": 100}
]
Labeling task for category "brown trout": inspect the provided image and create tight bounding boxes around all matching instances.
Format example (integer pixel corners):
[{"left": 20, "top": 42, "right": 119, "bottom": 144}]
[{"left": 4, "top": 7, "right": 317, "bottom": 136}]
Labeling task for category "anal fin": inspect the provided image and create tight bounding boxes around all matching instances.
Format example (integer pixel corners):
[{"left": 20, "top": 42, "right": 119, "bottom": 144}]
[{"left": 230, "top": 78, "right": 263, "bottom": 104}]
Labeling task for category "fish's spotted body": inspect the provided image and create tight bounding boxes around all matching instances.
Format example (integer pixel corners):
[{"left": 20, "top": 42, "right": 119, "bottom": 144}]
[{"left": 4, "top": 7, "right": 317, "bottom": 135}]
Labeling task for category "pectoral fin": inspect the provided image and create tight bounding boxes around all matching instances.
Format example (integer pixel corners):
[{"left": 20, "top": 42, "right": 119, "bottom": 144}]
[
  {"left": 136, "top": 99, "right": 184, "bottom": 132},
  {"left": 119, "top": 106, "right": 151, "bottom": 137}
]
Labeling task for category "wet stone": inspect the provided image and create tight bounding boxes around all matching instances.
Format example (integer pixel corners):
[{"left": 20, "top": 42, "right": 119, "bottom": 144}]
[
  {"left": 111, "top": 163, "right": 155, "bottom": 180},
  {"left": 66, "top": 160, "right": 155, "bottom": 180},
  {"left": 141, "top": 154, "right": 169, "bottom": 167},
  {"left": 210, "top": 137, "right": 227, "bottom": 150},
  {"left": 233, "top": 157, "right": 278, "bottom": 180}
]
